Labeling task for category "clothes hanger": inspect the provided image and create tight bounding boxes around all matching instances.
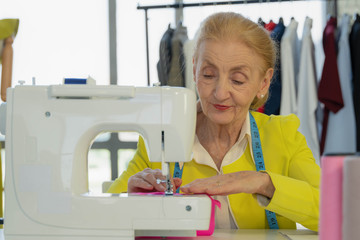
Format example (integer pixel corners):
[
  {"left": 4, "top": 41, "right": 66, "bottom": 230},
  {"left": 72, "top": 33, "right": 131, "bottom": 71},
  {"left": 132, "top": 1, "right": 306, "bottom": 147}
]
[
  {"left": 279, "top": 17, "right": 284, "bottom": 24},
  {"left": 258, "top": 17, "right": 265, "bottom": 27},
  {"left": 327, "top": 13, "right": 335, "bottom": 22}
]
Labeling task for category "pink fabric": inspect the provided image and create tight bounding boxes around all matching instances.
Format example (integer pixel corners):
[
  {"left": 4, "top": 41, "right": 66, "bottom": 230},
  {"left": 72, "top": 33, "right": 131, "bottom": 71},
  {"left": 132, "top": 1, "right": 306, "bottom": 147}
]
[
  {"left": 196, "top": 194, "right": 221, "bottom": 236},
  {"left": 131, "top": 192, "right": 165, "bottom": 196},
  {"left": 132, "top": 192, "right": 221, "bottom": 237},
  {"left": 319, "top": 156, "right": 345, "bottom": 240}
]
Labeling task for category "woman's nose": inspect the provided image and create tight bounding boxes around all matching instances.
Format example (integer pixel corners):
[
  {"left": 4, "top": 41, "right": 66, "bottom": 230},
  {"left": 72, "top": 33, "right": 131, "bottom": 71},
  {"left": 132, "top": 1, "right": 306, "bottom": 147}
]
[{"left": 214, "top": 78, "right": 230, "bottom": 100}]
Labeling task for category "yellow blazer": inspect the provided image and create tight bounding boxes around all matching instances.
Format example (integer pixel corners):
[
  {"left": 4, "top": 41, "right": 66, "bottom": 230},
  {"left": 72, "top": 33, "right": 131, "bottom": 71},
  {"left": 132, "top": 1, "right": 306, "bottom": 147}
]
[{"left": 107, "top": 112, "right": 320, "bottom": 231}]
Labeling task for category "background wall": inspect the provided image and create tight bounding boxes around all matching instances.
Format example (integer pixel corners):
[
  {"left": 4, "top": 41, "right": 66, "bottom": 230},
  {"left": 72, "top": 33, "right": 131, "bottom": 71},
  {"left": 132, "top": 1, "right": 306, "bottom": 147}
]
[{"left": 337, "top": 0, "right": 360, "bottom": 18}]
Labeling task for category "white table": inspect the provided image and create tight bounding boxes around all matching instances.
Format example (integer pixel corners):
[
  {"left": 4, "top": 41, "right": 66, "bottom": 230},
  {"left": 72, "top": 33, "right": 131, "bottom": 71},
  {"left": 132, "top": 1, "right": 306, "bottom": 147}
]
[{"left": 0, "top": 229, "right": 318, "bottom": 240}]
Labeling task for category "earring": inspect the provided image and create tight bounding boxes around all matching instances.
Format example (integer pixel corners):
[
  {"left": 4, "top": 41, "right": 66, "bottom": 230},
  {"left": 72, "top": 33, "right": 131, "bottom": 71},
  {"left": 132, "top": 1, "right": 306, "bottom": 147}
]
[{"left": 260, "top": 94, "right": 264, "bottom": 99}]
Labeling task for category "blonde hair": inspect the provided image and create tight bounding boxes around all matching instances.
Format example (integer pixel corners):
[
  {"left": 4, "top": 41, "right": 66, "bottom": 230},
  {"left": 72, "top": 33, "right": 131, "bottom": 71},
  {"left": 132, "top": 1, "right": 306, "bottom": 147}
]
[{"left": 193, "top": 12, "right": 277, "bottom": 109}]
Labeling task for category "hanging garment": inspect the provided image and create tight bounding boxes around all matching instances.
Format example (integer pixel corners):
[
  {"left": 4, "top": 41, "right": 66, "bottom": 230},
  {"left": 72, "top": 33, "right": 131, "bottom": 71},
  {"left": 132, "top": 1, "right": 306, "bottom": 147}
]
[
  {"left": 168, "top": 22, "right": 188, "bottom": 87},
  {"left": 350, "top": 14, "right": 360, "bottom": 151},
  {"left": 157, "top": 25, "right": 174, "bottom": 86},
  {"left": 264, "top": 20, "right": 286, "bottom": 115},
  {"left": 257, "top": 20, "right": 277, "bottom": 113},
  {"left": 318, "top": 17, "right": 344, "bottom": 156},
  {"left": 184, "top": 27, "right": 202, "bottom": 94},
  {"left": 183, "top": 39, "right": 196, "bottom": 92},
  {"left": 324, "top": 14, "right": 356, "bottom": 154},
  {"left": 280, "top": 19, "right": 299, "bottom": 115},
  {"left": 297, "top": 17, "right": 320, "bottom": 165},
  {"left": 265, "top": 20, "right": 276, "bottom": 32}
]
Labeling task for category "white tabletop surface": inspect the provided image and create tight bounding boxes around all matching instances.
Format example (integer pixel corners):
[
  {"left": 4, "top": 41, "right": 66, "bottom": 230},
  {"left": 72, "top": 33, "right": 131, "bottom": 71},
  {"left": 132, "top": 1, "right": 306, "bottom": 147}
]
[{"left": 0, "top": 229, "right": 318, "bottom": 240}]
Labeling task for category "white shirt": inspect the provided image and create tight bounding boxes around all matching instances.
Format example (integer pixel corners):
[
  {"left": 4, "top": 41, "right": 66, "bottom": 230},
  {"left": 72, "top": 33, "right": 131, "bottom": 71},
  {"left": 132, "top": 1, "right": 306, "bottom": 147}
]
[
  {"left": 296, "top": 17, "right": 320, "bottom": 165},
  {"left": 183, "top": 39, "right": 196, "bottom": 93},
  {"left": 280, "top": 19, "right": 299, "bottom": 115},
  {"left": 324, "top": 14, "right": 357, "bottom": 154}
]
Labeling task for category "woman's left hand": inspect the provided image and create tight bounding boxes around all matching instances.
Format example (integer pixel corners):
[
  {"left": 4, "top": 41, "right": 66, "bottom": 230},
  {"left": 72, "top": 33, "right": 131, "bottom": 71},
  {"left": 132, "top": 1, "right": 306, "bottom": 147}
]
[{"left": 180, "top": 171, "right": 275, "bottom": 198}]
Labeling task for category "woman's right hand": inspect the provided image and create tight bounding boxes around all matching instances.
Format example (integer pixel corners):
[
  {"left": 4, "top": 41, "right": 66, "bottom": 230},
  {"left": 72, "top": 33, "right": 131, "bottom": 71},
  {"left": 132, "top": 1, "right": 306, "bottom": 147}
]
[{"left": 127, "top": 168, "right": 182, "bottom": 193}]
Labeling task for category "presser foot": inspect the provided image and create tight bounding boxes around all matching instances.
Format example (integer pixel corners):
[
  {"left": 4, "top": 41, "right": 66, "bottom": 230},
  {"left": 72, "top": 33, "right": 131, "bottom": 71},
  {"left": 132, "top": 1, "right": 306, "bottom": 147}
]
[
  {"left": 156, "top": 178, "right": 174, "bottom": 195},
  {"left": 165, "top": 178, "right": 173, "bottom": 195}
]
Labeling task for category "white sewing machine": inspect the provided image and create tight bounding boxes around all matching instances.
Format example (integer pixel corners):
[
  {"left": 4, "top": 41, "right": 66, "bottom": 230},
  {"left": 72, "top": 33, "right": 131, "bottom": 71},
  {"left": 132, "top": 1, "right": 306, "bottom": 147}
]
[{"left": 1, "top": 84, "right": 212, "bottom": 240}]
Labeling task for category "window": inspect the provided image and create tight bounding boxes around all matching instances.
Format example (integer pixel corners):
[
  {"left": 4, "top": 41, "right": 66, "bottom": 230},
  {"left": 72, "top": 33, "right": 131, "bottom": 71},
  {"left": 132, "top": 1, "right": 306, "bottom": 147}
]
[{"left": 0, "top": 0, "right": 109, "bottom": 86}]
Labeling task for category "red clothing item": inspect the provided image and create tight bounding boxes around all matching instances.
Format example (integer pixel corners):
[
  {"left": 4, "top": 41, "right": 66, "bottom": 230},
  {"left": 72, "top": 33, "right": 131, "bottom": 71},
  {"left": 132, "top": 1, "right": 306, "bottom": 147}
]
[
  {"left": 318, "top": 17, "right": 344, "bottom": 155},
  {"left": 265, "top": 20, "right": 276, "bottom": 32},
  {"left": 257, "top": 105, "right": 265, "bottom": 113}
]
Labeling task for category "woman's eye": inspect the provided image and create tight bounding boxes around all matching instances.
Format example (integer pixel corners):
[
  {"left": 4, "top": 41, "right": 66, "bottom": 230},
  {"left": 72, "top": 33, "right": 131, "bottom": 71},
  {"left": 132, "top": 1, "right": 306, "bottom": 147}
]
[
  {"left": 204, "top": 74, "right": 214, "bottom": 78},
  {"left": 232, "top": 72, "right": 247, "bottom": 85},
  {"left": 232, "top": 80, "right": 243, "bottom": 85},
  {"left": 201, "top": 67, "right": 216, "bottom": 79}
]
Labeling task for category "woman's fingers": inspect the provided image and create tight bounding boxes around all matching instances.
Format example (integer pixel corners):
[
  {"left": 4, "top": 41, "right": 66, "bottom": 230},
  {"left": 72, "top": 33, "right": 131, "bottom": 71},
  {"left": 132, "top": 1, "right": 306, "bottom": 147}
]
[
  {"left": 141, "top": 169, "right": 166, "bottom": 192},
  {"left": 181, "top": 176, "right": 231, "bottom": 195},
  {"left": 179, "top": 172, "right": 248, "bottom": 195},
  {"left": 180, "top": 178, "right": 211, "bottom": 194},
  {"left": 128, "top": 177, "right": 154, "bottom": 191},
  {"left": 128, "top": 168, "right": 166, "bottom": 193},
  {"left": 180, "top": 171, "right": 274, "bottom": 197},
  {"left": 128, "top": 169, "right": 274, "bottom": 196},
  {"left": 172, "top": 178, "right": 182, "bottom": 192}
]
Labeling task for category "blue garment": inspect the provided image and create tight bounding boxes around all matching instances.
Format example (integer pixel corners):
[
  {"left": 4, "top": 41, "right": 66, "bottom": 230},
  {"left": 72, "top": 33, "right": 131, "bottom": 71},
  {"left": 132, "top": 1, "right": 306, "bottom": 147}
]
[{"left": 264, "top": 20, "right": 286, "bottom": 115}]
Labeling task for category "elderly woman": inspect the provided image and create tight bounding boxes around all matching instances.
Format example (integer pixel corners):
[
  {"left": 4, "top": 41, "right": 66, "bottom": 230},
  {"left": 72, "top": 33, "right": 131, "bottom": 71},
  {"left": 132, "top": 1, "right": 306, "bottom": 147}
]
[{"left": 108, "top": 12, "right": 320, "bottom": 231}]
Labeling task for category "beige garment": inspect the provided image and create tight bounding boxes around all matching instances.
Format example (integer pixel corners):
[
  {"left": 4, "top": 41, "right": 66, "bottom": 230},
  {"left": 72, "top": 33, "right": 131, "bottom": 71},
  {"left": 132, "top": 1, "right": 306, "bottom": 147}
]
[{"left": 214, "top": 195, "right": 237, "bottom": 229}]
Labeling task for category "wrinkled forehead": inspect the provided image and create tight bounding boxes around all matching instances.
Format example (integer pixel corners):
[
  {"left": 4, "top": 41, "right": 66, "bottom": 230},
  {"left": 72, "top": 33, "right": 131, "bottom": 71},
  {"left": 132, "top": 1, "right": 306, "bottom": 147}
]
[{"left": 195, "top": 39, "right": 267, "bottom": 74}]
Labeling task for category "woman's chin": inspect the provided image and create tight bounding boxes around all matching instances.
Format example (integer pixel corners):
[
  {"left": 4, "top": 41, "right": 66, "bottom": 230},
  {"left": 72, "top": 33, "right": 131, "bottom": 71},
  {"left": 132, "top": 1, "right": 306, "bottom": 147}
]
[{"left": 208, "top": 114, "right": 234, "bottom": 125}]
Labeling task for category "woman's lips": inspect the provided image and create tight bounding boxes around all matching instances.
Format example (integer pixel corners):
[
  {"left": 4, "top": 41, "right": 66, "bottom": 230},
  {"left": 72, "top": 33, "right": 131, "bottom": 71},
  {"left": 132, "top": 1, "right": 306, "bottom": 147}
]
[{"left": 213, "top": 104, "right": 231, "bottom": 111}]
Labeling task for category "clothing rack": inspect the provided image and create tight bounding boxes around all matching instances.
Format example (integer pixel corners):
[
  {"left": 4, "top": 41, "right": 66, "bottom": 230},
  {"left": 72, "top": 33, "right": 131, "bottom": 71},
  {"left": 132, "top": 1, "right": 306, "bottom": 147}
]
[{"left": 137, "top": 0, "right": 336, "bottom": 86}]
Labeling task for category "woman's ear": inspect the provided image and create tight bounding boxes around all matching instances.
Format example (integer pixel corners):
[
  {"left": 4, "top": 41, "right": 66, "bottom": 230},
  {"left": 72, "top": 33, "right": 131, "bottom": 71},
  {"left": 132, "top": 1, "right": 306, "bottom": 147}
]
[{"left": 257, "top": 68, "right": 273, "bottom": 98}]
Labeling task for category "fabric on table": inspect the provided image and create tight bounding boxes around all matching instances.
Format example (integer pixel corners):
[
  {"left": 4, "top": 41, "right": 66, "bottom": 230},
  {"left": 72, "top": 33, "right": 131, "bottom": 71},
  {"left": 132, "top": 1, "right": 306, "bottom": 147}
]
[
  {"left": 319, "top": 156, "right": 345, "bottom": 240},
  {"left": 342, "top": 156, "right": 360, "bottom": 240}
]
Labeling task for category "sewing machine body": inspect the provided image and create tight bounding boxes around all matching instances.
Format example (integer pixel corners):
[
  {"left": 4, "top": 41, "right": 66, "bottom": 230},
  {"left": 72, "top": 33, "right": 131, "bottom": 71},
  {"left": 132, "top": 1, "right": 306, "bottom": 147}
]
[{"left": 3, "top": 85, "right": 212, "bottom": 239}]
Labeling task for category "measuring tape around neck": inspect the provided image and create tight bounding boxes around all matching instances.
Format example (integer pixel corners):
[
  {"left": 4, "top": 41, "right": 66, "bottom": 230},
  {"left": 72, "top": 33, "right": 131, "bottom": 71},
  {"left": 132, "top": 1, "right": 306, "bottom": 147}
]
[
  {"left": 249, "top": 112, "right": 279, "bottom": 229},
  {"left": 173, "top": 112, "right": 279, "bottom": 229}
]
